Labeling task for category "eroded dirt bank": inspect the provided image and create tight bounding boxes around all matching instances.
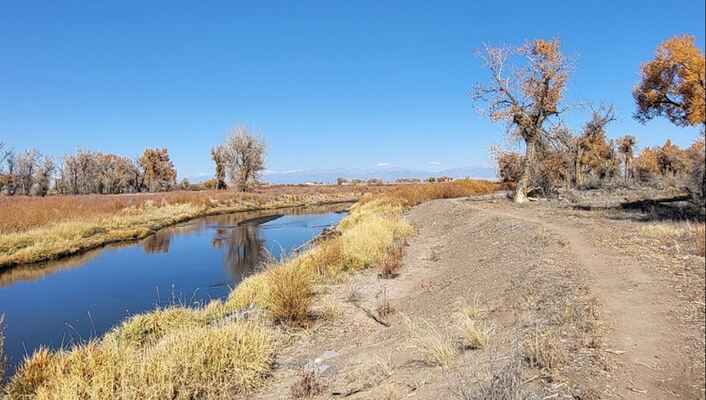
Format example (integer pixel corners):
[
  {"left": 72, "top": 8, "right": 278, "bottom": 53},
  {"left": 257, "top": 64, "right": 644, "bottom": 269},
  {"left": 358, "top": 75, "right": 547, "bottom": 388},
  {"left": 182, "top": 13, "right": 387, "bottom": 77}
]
[{"left": 255, "top": 198, "right": 705, "bottom": 399}]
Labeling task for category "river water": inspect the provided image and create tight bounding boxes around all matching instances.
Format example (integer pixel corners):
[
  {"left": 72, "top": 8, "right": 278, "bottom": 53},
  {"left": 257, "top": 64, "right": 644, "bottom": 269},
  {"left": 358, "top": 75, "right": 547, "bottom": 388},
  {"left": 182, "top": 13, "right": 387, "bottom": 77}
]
[{"left": 0, "top": 203, "right": 349, "bottom": 375}]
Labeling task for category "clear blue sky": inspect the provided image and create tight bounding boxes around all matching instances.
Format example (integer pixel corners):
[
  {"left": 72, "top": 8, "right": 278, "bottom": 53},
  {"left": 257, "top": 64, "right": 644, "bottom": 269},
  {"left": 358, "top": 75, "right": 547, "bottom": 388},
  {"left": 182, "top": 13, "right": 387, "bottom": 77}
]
[{"left": 1, "top": 1, "right": 704, "bottom": 179}]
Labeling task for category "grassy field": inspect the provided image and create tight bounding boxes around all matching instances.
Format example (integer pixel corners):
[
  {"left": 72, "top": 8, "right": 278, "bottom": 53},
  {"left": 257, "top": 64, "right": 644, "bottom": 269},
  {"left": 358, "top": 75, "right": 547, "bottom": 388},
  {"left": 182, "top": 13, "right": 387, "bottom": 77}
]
[
  {"left": 0, "top": 184, "right": 393, "bottom": 269},
  {"left": 1, "top": 180, "right": 496, "bottom": 399}
]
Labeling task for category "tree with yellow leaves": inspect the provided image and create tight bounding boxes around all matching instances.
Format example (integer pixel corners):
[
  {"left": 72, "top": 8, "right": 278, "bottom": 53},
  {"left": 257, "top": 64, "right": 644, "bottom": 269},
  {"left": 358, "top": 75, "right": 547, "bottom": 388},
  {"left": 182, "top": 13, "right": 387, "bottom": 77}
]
[
  {"left": 633, "top": 35, "right": 705, "bottom": 129},
  {"left": 474, "top": 38, "right": 570, "bottom": 202}
]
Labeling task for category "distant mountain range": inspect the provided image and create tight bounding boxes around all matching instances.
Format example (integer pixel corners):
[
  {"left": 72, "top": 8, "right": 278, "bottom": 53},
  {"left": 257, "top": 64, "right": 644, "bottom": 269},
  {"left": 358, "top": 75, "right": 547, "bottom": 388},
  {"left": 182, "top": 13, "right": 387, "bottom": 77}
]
[{"left": 261, "top": 165, "right": 496, "bottom": 184}]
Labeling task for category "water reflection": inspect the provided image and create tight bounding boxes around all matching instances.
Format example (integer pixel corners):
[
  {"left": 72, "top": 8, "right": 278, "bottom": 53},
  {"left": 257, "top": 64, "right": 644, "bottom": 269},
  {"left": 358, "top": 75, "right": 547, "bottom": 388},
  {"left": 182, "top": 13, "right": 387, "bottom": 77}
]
[{"left": 0, "top": 203, "right": 350, "bottom": 376}]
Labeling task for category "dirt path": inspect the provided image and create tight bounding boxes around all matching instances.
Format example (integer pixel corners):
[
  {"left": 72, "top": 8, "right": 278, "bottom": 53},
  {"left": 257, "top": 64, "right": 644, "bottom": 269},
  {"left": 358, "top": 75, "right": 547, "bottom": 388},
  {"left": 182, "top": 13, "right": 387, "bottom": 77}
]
[
  {"left": 474, "top": 202, "right": 702, "bottom": 399},
  {"left": 254, "top": 198, "right": 704, "bottom": 399}
]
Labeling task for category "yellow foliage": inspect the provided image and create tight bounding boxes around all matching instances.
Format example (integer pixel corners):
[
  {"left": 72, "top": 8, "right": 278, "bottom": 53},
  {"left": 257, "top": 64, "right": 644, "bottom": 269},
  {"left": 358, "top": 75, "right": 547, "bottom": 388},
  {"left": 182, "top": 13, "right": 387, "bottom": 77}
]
[{"left": 634, "top": 35, "right": 706, "bottom": 127}]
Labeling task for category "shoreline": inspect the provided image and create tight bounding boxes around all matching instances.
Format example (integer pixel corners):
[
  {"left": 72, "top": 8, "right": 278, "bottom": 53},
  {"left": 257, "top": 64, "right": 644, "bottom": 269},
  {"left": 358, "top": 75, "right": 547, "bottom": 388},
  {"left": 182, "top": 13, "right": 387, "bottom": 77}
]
[{"left": 0, "top": 197, "right": 358, "bottom": 271}]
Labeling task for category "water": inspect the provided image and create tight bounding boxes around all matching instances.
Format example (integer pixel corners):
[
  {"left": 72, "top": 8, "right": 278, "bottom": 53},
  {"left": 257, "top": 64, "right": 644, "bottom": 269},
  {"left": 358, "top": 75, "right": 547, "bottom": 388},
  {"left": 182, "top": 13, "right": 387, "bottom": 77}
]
[{"left": 0, "top": 203, "right": 349, "bottom": 375}]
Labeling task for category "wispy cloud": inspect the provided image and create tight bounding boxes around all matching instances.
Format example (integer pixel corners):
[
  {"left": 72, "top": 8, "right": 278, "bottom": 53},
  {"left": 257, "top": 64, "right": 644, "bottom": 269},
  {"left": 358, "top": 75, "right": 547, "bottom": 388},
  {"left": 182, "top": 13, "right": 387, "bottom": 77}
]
[
  {"left": 428, "top": 161, "right": 442, "bottom": 166},
  {"left": 375, "top": 162, "right": 390, "bottom": 167}
]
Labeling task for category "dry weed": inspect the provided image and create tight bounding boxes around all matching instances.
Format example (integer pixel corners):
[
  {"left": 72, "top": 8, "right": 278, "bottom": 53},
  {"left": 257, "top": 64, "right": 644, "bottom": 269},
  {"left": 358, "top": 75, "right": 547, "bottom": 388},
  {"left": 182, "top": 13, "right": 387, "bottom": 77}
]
[
  {"left": 523, "top": 330, "right": 566, "bottom": 370},
  {"left": 404, "top": 316, "right": 456, "bottom": 369}
]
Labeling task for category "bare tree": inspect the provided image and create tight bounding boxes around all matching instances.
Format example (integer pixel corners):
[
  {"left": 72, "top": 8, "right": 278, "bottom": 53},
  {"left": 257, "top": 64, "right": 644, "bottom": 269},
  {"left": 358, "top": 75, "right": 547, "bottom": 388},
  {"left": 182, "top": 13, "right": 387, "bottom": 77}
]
[
  {"left": 221, "top": 126, "right": 267, "bottom": 192},
  {"left": 138, "top": 148, "right": 177, "bottom": 192},
  {"left": 617, "top": 135, "right": 637, "bottom": 180},
  {"left": 473, "top": 39, "right": 571, "bottom": 202},
  {"left": 210, "top": 145, "right": 228, "bottom": 190},
  {"left": 15, "top": 149, "right": 41, "bottom": 195},
  {"left": 33, "top": 155, "right": 55, "bottom": 196}
]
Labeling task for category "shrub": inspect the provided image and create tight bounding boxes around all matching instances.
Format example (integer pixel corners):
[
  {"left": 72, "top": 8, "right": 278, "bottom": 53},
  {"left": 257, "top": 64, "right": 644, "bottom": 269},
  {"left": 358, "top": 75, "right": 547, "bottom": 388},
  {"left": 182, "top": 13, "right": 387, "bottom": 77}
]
[
  {"left": 380, "top": 243, "right": 403, "bottom": 278},
  {"left": 264, "top": 261, "right": 314, "bottom": 325}
]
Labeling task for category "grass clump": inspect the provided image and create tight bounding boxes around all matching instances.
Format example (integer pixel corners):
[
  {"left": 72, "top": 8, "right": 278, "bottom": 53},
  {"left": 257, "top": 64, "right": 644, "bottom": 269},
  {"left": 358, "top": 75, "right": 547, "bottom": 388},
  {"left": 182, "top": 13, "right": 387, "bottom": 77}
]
[
  {"left": 458, "top": 318, "right": 491, "bottom": 350},
  {"left": 522, "top": 330, "right": 566, "bottom": 370},
  {"left": 404, "top": 316, "right": 456, "bottom": 369},
  {"left": 106, "top": 307, "right": 202, "bottom": 348},
  {"left": 264, "top": 261, "right": 314, "bottom": 325},
  {"left": 455, "top": 294, "right": 484, "bottom": 321},
  {"left": 6, "top": 321, "right": 275, "bottom": 399}
]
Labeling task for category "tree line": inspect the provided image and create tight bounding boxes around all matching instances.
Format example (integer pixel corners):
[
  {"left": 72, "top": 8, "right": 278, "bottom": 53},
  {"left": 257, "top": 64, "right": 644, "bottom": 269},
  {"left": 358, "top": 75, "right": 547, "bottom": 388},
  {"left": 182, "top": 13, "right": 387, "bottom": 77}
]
[
  {"left": 475, "top": 35, "right": 705, "bottom": 203},
  {"left": 0, "top": 125, "right": 269, "bottom": 197},
  {"left": 0, "top": 145, "right": 178, "bottom": 196}
]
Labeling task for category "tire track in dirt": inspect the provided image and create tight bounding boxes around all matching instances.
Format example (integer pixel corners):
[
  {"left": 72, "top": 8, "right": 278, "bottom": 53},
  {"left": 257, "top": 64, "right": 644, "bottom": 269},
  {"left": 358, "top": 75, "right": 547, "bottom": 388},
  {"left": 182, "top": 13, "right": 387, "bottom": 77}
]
[{"left": 470, "top": 201, "right": 700, "bottom": 399}]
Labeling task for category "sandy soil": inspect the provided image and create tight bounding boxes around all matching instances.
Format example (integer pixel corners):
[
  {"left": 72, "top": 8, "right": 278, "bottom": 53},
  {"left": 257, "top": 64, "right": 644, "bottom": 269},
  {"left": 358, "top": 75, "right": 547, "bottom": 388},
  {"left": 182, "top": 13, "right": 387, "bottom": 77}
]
[{"left": 253, "top": 198, "right": 705, "bottom": 399}]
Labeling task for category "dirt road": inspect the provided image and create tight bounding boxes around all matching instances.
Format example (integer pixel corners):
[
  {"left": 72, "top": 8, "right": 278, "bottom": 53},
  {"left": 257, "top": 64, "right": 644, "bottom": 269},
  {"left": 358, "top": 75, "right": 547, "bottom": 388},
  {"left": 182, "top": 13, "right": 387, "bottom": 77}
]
[{"left": 256, "top": 198, "right": 705, "bottom": 399}]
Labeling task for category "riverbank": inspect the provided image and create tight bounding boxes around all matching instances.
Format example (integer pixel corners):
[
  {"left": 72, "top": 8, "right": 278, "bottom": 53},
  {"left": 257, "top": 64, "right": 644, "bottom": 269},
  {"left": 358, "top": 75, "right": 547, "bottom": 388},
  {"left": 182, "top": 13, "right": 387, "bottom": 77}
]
[
  {"left": 0, "top": 187, "right": 373, "bottom": 269},
  {"left": 1, "top": 180, "right": 497, "bottom": 399}
]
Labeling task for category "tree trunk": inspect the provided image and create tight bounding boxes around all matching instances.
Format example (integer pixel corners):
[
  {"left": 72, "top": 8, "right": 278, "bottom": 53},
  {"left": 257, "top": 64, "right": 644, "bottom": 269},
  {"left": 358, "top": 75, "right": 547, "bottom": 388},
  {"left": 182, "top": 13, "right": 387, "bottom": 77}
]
[
  {"left": 575, "top": 148, "right": 583, "bottom": 187},
  {"left": 515, "top": 137, "right": 537, "bottom": 203}
]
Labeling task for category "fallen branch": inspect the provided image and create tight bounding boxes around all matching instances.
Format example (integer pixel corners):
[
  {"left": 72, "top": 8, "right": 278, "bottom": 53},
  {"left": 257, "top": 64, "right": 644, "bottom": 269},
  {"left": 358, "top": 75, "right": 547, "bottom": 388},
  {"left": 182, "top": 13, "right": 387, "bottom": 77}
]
[{"left": 352, "top": 303, "right": 391, "bottom": 327}]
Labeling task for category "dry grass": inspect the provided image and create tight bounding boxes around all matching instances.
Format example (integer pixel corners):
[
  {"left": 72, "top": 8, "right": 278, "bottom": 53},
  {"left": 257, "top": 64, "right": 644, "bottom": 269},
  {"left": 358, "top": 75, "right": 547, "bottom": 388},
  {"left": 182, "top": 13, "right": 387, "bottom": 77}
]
[
  {"left": 522, "top": 330, "right": 566, "bottom": 370},
  {"left": 264, "top": 261, "right": 314, "bottom": 325},
  {"left": 379, "top": 383, "right": 400, "bottom": 400},
  {"left": 0, "top": 185, "right": 387, "bottom": 234},
  {"left": 458, "top": 318, "right": 492, "bottom": 350},
  {"left": 380, "top": 243, "right": 403, "bottom": 278},
  {"left": 6, "top": 321, "right": 275, "bottom": 399},
  {"left": 404, "top": 316, "right": 457, "bottom": 369},
  {"left": 0, "top": 185, "right": 386, "bottom": 269},
  {"left": 455, "top": 294, "right": 485, "bottom": 321},
  {"left": 0, "top": 315, "right": 6, "bottom": 379},
  {"left": 290, "top": 370, "right": 326, "bottom": 398},
  {"left": 2, "top": 180, "right": 497, "bottom": 398},
  {"left": 375, "top": 286, "right": 396, "bottom": 319},
  {"left": 375, "top": 351, "right": 394, "bottom": 377},
  {"left": 640, "top": 221, "right": 706, "bottom": 258}
]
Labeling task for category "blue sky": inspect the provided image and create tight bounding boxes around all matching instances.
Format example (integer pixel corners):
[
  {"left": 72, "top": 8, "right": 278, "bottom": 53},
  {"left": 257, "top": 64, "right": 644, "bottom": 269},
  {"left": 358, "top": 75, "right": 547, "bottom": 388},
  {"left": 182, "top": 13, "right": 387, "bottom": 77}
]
[{"left": 1, "top": 1, "right": 704, "bottom": 179}]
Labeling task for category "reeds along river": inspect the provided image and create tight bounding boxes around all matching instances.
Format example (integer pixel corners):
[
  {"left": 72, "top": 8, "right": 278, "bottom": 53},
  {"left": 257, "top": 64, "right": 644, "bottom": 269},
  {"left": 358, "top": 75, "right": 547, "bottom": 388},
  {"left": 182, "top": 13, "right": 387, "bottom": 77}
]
[{"left": 0, "top": 203, "right": 350, "bottom": 376}]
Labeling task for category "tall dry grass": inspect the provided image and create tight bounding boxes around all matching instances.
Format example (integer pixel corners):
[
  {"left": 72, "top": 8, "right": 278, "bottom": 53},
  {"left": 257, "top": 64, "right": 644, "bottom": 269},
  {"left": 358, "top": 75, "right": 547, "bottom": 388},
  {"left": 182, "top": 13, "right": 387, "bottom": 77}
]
[
  {"left": 6, "top": 321, "right": 275, "bottom": 399},
  {"left": 0, "top": 185, "right": 384, "bottom": 269},
  {"left": 0, "top": 185, "right": 385, "bottom": 234},
  {"left": 2, "top": 180, "right": 496, "bottom": 399}
]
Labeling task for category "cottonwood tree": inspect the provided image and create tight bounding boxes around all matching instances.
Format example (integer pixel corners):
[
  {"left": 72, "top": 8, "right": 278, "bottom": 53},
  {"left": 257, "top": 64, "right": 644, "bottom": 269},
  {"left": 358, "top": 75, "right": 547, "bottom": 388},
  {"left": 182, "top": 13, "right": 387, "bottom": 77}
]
[
  {"left": 15, "top": 149, "right": 41, "bottom": 195},
  {"left": 210, "top": 145, "right": 228, "bottom": 190},
  {"left": 635, "top": 35, "right": 705, "bottom": 201},
  {"left": 473, "top": 38, "right": 571, "bottom": 202},
  {"left": 617, "top": 135, "right": 637, "bottom": 180},
  {"left": 139, "top": 148, "right": 177, "bottom": 192},
  {"left": 574, "top": 105, "right": 617, "bottom": 185},
  {"left": 220, "top": 126, "right": 267, "bottom": 192},
  {"left": 33, "top": 155, "right": 55, "bottom": 196},
  {"left": 634, "top": 35, "right": 705, "bottom": 130}
]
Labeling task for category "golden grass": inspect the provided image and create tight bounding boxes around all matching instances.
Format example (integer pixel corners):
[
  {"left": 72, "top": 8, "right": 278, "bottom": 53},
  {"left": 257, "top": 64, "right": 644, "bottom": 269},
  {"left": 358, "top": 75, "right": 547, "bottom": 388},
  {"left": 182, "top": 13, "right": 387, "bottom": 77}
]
[
  {"left": 458, "top": 318, "right": 491, "bottom": 350},
  {"left": 2, "top": 180, "right": 497, "bottom": 399},
  {"left": 404, "top": 316, "right": 456, "bottom": 369},
  {"left": 0, "top": 185, "right": 386, "bottom": 234},
  {"left": 7, "top": 321, "right": 274, "bottom": 399}
]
